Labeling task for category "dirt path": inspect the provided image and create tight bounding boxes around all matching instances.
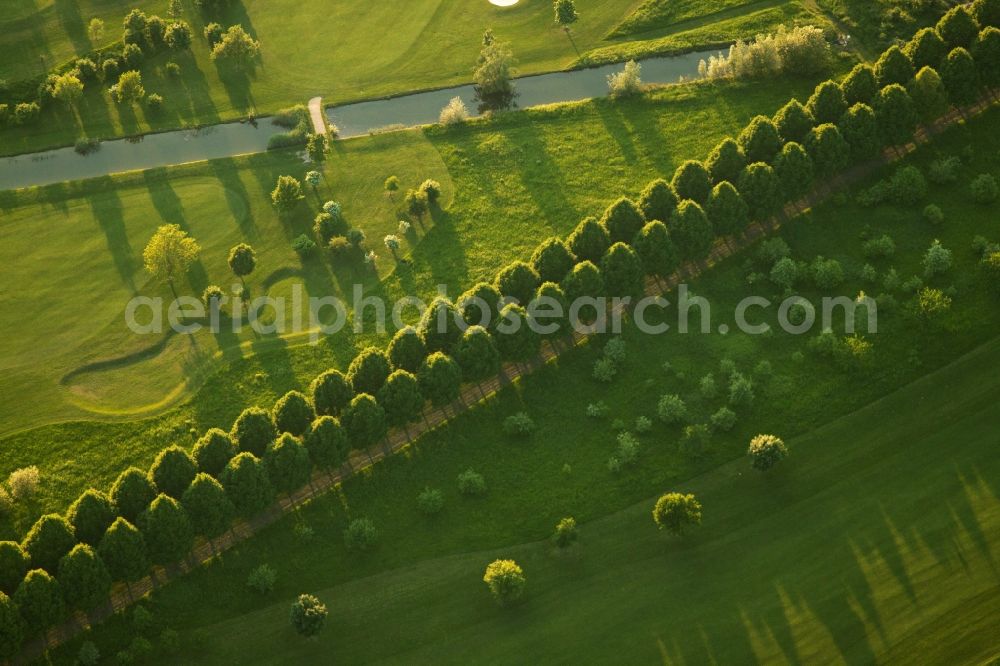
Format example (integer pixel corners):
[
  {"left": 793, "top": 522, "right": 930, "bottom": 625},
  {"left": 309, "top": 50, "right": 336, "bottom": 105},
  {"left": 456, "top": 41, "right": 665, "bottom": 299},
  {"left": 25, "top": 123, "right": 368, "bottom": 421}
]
[
  {"left": 15, "top": 91, "right": 998, "bottom": 664},
  {"left": 308, "top": 96, "right": 326, "bottom": 136}
]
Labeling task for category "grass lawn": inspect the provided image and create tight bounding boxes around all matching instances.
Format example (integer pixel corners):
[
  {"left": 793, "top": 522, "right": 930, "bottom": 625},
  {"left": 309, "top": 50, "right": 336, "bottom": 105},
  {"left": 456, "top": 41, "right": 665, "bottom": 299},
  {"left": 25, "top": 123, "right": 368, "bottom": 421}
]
[
  {"left": 0, "top": 75, "right": 826, "bottom": 539},
  {"left": 0, "top": 0, "right": 852, "bottom": 155},
  {"left": 47, "top": 108, "right": 1000, "bottom": 662}
]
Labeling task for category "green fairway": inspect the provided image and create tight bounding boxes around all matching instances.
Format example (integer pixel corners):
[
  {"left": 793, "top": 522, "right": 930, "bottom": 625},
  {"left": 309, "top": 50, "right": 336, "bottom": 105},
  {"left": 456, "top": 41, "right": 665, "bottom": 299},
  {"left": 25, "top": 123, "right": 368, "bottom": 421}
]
[
  {"left": 0, "top": 75, "right": 825, "bottom": 540},
  {"left": 45, "top": 106, "right": 1000, "bottom": 663},
  {"left": 159, "top": 335, "right": 1000, "bottom": 664}
]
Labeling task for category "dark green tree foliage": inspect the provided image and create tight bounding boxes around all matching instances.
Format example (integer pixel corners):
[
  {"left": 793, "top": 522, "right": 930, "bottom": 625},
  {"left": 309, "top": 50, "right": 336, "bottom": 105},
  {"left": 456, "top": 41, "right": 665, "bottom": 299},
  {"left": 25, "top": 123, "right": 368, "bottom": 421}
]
[
  {"left": 773, "top": 142, "right": 815, "bottom": 199},
  {"left": 0, "top": 591, "right": 21, "bottom": 659},
  {"left": 531, "top": 282, "right": 569, "bottom": 337},
  {"left": 875, "top": 84, "right": 918, "bottom": 147},
  {"left": 290, "top": 593, "right": 328, "bottom": 637},
  {"left": 417, "top": 297, "right": 465, "bottom": 353},
  {"left": 458, "top": 282, "right": 503, "bottom": 329},
  {"left": 600, "top": 242, "right": 644, "bottom": 299},
  {"left": 838, "top": 103, "right": 882, "bottom": 161},
  {"left": 567, "top": 217, "right": 611, "bottom": 263},
  {"left": 310, "top": 369, "right": 353, "bottom": 417},
  {"left": 67, "top": 489, "right": 116, "bottom": 547},
  {"left": 273, "top": 390, "right": 315, "bottom": 436},
  {"left": 21, "top": 515, "right": 75, "bottom": 574},
  {"left": 495, "top": 260, "right": 541, "bottom": 305},
  {"left": 181, "top": 473, "right": 235, "bottom": 539},
  {"left": 417, "top": 353, "right": 462, "bottom": 407},
  {"left": 561, "top": 260, "right": 605, "bottom": 302},
  {"left": 841, "top": 64, "right": 879, "bottom": 106},
  {"left": 668, "top": 200, "right": 714, "bottom": 262},
  {"left": 221, "top": 453, "right": 274, "bottom": 517},
  {"left": 738, "top": 163, "right": 784, "bottom": 222},
  {"left": 14, "top": 569, "right": 63, "bottom": 634},
  {"left": 638, "top": 178, "right": 679, "bottom": 223},
  {"left": 974, "top": 0, "right": 1000, "bottom": 28},
  {"left": 531, "top": 238, "right": 576, "bottom": 285},
  {"left": 342, "top": 394, "right": 388, "bottom": 448},
  {"left": 908, "top": 66, "right": 950, "bottom": 122},
  {"left": 139, "top": 494, "right": 193, "bottom": 565},
  {"left": 773, "top": 99, "right": 815, "bottom": 143},
  {"left": 805, "top": 123, "right": 850, "bottom": 177},
  {"left": 875, "top": 45, "right": 915, "bottom": 87},
  {"left": 230, "top": 407, "right": 277, "bottom": 457},
  {"left": 192, "top": 428, "right": 237, "bottom": 478},
  {"left": 150, "top": 445, "right": 197, "bottom": 499},
  {"left": 57, "top": 544, "right": 111, "bottom": 611},
  {"left": 454, "top": 325, "right": 501, "bottom": 381},
  {"left": 940, "top": 47, "right": 980, "bottom": 105},
  {"left": 737, "top": 116, "right": 782, "bottom": 164},
  {"left": 671, "top": 160, "right": 713, "bottom": 202},
  {"left": 905, "top": 27, "right": 947, "bottom": 70},
  {"left": 264, "top": 434, "right": 313, "bottom": 495},
  {"left": 495, "top": 304, "right": 541, "bottom": 361},
  {"left": 601, "top": 197, "right": 645, "bottom": 244},
  {"left": 110, "top": 467, "right": 156, "bottom": 523},
  {"left": 806, "top": 80, "right": 848, "bottom": 124},
  {"left": 937, "top": 5, "right": 981, "bottom": 50},
  {"left": 706, "top": 181, "right": 750, "bottom": 237},
  {"left": 387, "top": 326, "right": 428, "bottom": 373},
  {"left": 705, "top": 138, "right": 746, "bottom": 185},
  {"left": 347, "top": 347, "right": 392, "bottom": 395},
  {"left": 0, "top": 543, "right": 28, "bottom": 596},
  {"left": 377, "top": 370, "right": 425, "bottom": 428},
  {"left": 227, "top": 243, "right": 256, "bottom": 283},
  {"left": 973, "top": 27, "right": 1000, "bottom": 87},
  {"left": 305, "top": 416, "right": 349, "bottom": 470},
  {"left": 633, "top": 221, "right": 678, "bottom": 278},
  {"left": 97, "top": 518, "right": 148, "bottom": 583}
]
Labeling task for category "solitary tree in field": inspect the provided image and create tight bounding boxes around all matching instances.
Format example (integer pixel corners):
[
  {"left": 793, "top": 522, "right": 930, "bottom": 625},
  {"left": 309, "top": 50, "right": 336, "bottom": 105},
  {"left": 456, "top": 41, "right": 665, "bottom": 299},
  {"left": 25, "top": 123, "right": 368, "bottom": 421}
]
[
  {"left": 143, "top": 224, "right": 201, "bottom": 296},
  {"left": 483, "top": 559, "right": 525, "bottom": 607},
  {"left": 473, "top": 30, "right": 518, "bottom": 113},
  {"left": 271, "top": 175, "right": 303, "bottom": 210},
  {"left": 652, "top": 492, "right": 702, "bottom": 536},
  {"left": 110, "top": 70, "right": 145, "bottom": 104},
  {"left": 554, "top": 0, "right": 579, "bottom": 34},
  {"left": 88, "top": 18, "right": 105, "bottom": 44},
  {"left": 748, "top": 434, "right": 788, "bottom": 471},
  {"left": 384, "top": 175, "right": 400, "bottom": 199},
  {"left": 290, "top": 594, "right": 328, "bottom": 637},
  {"left": 210, "top": 25, "right": 260, "bottom": 68},
  {"left": 228, "top": 242, "right": 256, "bottom": 289}
]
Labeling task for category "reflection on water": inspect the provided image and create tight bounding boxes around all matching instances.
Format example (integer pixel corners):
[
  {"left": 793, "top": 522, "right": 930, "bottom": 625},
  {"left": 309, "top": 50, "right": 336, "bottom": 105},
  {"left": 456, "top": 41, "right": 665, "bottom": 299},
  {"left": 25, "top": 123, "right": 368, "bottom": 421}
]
[{"left": 0, "top": 50, "right": 721, "bottom": 191}]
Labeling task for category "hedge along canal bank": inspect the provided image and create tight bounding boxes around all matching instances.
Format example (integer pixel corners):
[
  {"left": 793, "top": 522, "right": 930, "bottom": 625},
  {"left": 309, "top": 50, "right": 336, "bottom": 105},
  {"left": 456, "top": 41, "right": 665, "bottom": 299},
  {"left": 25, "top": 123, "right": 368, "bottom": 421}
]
[{"left": 0, "top": 50, "right": 718, "bottom": 192}]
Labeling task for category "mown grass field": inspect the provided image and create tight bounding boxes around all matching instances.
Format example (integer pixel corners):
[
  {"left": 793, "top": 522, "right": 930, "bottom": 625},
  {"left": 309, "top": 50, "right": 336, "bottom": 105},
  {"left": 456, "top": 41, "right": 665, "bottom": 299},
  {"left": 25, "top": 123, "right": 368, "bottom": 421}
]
[
  {"left": 0, "top": 0, "right": 850, "bottom": 155},
  {"left": 0, "top": 75, "right": 830, "bottom": 539},
  {"left": 49, "top": 108, "right": 1000, "bottom": 663}
]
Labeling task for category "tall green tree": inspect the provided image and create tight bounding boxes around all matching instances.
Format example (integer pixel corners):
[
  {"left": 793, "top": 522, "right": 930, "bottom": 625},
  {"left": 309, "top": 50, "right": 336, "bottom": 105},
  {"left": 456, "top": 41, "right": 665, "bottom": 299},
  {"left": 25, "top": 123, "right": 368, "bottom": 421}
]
[
  {"left": 417, "top": 353, "right": 463, "bottom": 407},
  {"left": 908, "top": 66, "right": 950, "bottom": 122},
  {"left": 567, "top": 217, "right": 611, "bottom": 263},
  {"left": 227, "top": 243, "right": 256, "bottom": 288},
  {"left": 388, "top": 326, "right": 429, "bottom": 373},
  {"left": 806, "top": 80, "right": 848, "bottom": 124},
  {"left": 473, "top": 30, "right": 518, "bottom": 113},
  {"left": 495, "top": 260, "right": 541, "bottom": 305},
  {"left": 531, "top": 237, "right": 576, "bottom": 284},
  {"left": 668, "top": 201, "right": 714, "bottom": 262},
  {"left": 377, "top": 370, "right": 425, "bottom": 431},
  {"left": 230, "top": 407, "right": 277, "bottom": 457},
  {"left": 905, "top": 27, "right": 947, "bottom": 70},
  {"left": 97, "top": 518, "right": 148, "bottom": 583},
  {"left": 21, "top": 515, "right": 75, "bottom": 574},
  {"left": 841, "top": 64, "right": 879, "bottom": 105},
  {"left": 139, "top": 494, "right": 194, "bottom": 565},
  {"left": 192, "top": 428, "right": 237, "bottom": 478},
  {"left": 671, "top": 160, "right": 713, "bottom": 203},
  {"left": 633, "top": 220, "right": 679, "bottom": 279},
  {"left": 495, "top": 304, "right": 541, "bottom": 362},
  {"left": 737, "top": 116, "right": 782, "bottom": 164},
  {"left": 310, "top": 369, "right": 354, "bottom": 417},
  {"left": 347, "top": 347, "right": 392, "bottom": 396},
  {"left": 638, "top": 178, "right": 679, "bottom": 223},
  {"left": 937, "top": 5, "right": 981, "bottom": 50},
  {"left": 705, "top": 138, "right": 746, "bottom": 185},
  {"left": 652, "top": 492, "right": 702, "bottom": 536},
  {"left": 67, "top": 489, "right": 116, "bottom": 547},
  {"left": 601, "top": 242, "right": 645, "bottom": 299},
  {"left": 264, "top": 434, "right": 313, "bottom": 496},
  {"left": 874, "top": 45, "right": 915, "bottom": 87},
  {"left": 838, "top": 103, "right": 881, "bottom": 161},
  {"left": 0, "top": 591, "right": 21, "bottom": 659},
  {"left": 804, "top": 123, "right": 850, "bottom": 177},
  {"left": 706, "top": 181, "right": 750, "bottom": 237},
  {"left": 0, "top": 543, "right": 28, "bottom": 596},
  {"left": 181, "top": 474, "right": 235, "bottom": 539},
  {"left": 454, "top": 326, "right": 502, "bottom": 384},
  {"left": 221, "top": 453, "right": 274, "bottom": 517},
  {"left": 940, "top": 47, "right": 980, "bottom": 106},
  {"left": 561, "top": 260, "right": 605, "bottom": 303},
  {"left": 149, "top": 445, "right": 197, "bottom": 499},
  {"left": 57, "top": 544, "right": 111, "bottom": 611},
  {"left": 14, "top": 569, "right": 63, "bottom": 634},
  {"left": 142, "top": 224, "right": 200, "bottom": 295},
  {"left": 417, "top": 297, "right": 465, "bottom": 353},
  {"left": 273, "top": 391, "right": 315, "bottom": 437},
  {"left": 738, "top": 163, "right": 784, "bottom": 222},
  {"left": 110, "top": 467, "right": 156, "bottom": 524},
  {"left": 875, "top": 84, "right": 918, "bottom": 147},
  {"left": 458, "top": 283, "right": 503, "bottom": 329},
  {"left": 530, "top": 282, "right": 569, "bottom": 338},
  {"left": 772, "top": 99, "right": 815, "bottom": 143},
  {"left": 973, "top": 27, "right": 1000, "bottom": 87},
  {"left": 601, "top": 197, "right": 646, "bottom": 245},
  {"left": 305, "top": 416, "right": 349, "bottom": 471}
]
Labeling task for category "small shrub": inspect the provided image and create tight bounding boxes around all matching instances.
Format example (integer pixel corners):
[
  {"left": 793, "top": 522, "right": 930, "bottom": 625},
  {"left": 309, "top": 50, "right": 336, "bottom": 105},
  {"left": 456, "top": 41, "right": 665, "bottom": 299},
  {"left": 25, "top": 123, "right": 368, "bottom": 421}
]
[
  {"left": 592, "top": 357, "right": 617, "bottom": 382},
  {"left": 927, "top": 156, "right": 961, "bottom": 184},
  {"left": 165, "top": 61, "right": 181, "bottom": 77},
  {"left": 889, "top": 166, "right": 927, "bottom": 205},
  {"left": 862, "top": 234, "right": 896, "bottom": 260},
  {"left": 603, "top": 337, "right": 626, "bottom": 366},
  {"left": 923, "top": 240, "right": 952, "bottom": 278},
  {"left": 609, "top": 432, "right": 640, "bottom": 472},
  {"left": 8, "top": 466, "right": 40, "bottom": 501},
  {"left": 439, "top": 96, "right": 469, "bottom": 125},
  {"left": 729, "top": 373, "right": 755, "bottom": 407},
  {"left": 457, "top": 469, "right": 487, "bottom": 497},
  {"left": 812, "top": 257, "right": 845, "bottom": 289},
  {"left": 503, "top": 412, "right": 535, "bottom": 437},
  {"left": 901, "top": 275, "right": 924, "bottom": 295},
  {"left": 132, "top": 605, "right": 155, "bottom": 634},
  {"left": 586, "top": 402, "right": 609, "bottom": 418},
  {"left": 291, "top": 234, "right": 317, "bottom": 256},
  {"left": 719, "top": 357, "right": 737, "bottom": 378},
  {"left": 656, "top": 394, "right": 687, "bottom": 424},
  {"left": 757, "top": 238, "right": 791, "bottom": 267},
  {"left": 78, "top": 641, "right": 100, "bottom": 666},
  {"left": 710, "top": 407, "right": 737, "bottom": 432},
  {"left": 343, "top": 518, "right": 378, "bottom": 551},
  {"left": 417, "top": 487, "right": 445, "bottom": 515},
  {"left": 699, "top": 374, "right": 717, "bottom": 398},
  {"left": 607, "top": 60, "right": 642, "bottom": 97},
  {"left": 290, "top": 594, "right": 328, "bottom": 637},
  {"left": 923, "top": 204, "right": 944, "bottom": 225},
  {"left": 634, "top": 416, "right": 653, "bottom": 433},
  {"left": 971, "top": 174, "right": 999, "bottom": 204},
  {"left": 146, "top": 93, "right": 164, "bottom": 112},
  {"left": 861, "top": 263, "right": 878, "bottom": 282},
  {"left": 247, "top": 563, "right": 277, "bottom": 594},
  {"left": 552, "top": 517, "right": 579, "bottom": 548}
]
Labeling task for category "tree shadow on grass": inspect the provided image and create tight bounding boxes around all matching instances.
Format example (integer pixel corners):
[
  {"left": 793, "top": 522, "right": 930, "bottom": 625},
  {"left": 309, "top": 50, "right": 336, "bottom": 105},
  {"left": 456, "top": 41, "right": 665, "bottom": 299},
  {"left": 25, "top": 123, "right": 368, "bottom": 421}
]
[
  {"left": 172, "top": 51, "right": 222, "bottom": 127},
  {"left": 52, "top": 0, "right": 88, "bottom": 58},
  {"left": 207, "top": 157, "right": 258, "bottom": 239},
  {"left": 87, "top": 178, "right": 138, "bottom": 292}
]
